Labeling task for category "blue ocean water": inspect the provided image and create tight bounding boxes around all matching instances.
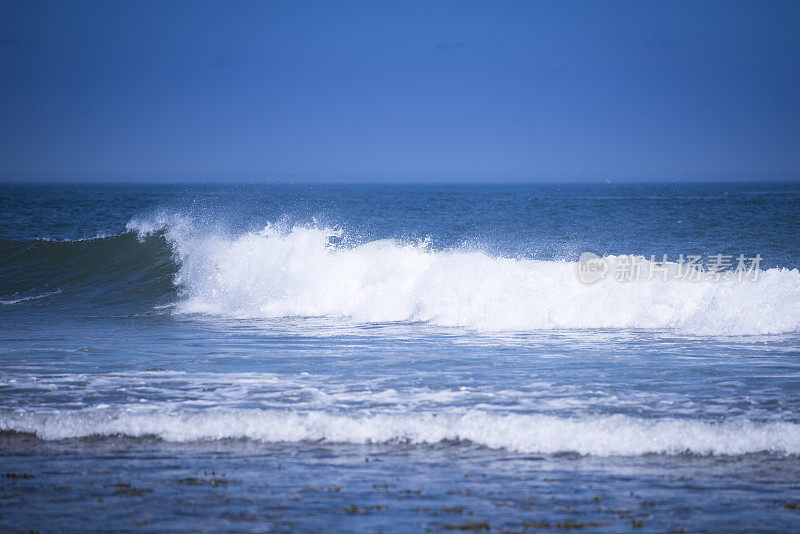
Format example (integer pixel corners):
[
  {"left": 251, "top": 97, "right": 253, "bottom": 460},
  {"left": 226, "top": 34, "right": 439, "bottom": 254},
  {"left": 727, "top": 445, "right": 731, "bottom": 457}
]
[{"left": 1, "top": 182, "right": 800, "bottom": 532}]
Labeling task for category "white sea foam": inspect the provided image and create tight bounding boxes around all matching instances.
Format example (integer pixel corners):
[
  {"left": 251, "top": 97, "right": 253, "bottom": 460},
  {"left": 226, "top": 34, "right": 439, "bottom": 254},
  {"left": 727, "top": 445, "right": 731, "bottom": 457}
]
[
  {"left": 3, "top": 409, "right": 799, "bottom": 456},
  {"left": 128, "top": 218, "right": 800, "bottom": 335}
]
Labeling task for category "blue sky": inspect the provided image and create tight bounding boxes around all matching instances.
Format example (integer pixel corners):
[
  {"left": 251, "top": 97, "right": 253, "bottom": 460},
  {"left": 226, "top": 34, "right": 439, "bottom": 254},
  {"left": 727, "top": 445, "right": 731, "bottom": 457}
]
[{"left": 1, "top": 0, "right": 799, "bottom": 182}]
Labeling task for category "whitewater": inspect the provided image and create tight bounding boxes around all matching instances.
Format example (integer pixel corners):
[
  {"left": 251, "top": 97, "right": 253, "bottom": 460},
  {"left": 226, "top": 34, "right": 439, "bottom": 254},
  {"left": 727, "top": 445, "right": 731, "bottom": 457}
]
[
  {"left": 4, "top": 408, "right": 800, "bottom": 456},
  {"left": 128, "top": 216, "right": 800, "bottom": 336}
]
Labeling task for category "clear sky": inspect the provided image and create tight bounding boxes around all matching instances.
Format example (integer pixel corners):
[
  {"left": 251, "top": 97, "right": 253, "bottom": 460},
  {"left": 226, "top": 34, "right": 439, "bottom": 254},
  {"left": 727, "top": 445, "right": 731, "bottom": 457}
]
[{"left": 1, "top": 0, "right": 799, "bottom": 182}]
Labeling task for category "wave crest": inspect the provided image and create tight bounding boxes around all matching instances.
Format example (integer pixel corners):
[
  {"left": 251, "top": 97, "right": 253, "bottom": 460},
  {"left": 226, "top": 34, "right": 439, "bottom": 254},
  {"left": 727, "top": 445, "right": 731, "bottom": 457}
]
[
  {"left": 3, "top": 409, "right": 799, "bottom": 456},
  {"left": 127, "top": 218, "right": 800, "bottom": 335}
]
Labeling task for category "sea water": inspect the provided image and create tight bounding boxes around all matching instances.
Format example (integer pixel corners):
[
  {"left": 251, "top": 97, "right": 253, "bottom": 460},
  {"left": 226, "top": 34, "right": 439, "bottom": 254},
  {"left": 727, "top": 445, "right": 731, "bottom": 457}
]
[{"left": 1, "top": 182, "right": 799, "bottom": 532}]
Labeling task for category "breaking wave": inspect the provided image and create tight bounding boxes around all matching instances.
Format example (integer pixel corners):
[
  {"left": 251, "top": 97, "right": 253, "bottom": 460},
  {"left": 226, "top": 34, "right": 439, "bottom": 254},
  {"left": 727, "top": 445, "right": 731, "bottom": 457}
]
[
  {"left": 2, "top": 409, "right": 799, "bottom": 456},
  {"left": 4, "top": 215, "right": 799, "bottom": 335},
  {"left": 124, "top": 216, "right": 800, "bottom": 335}
]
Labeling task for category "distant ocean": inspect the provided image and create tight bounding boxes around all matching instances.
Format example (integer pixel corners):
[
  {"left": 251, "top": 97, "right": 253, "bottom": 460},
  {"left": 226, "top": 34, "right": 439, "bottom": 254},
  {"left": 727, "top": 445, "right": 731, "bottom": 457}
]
[{"left": 2, "top": 182, "right": 800, "bottom": 532}]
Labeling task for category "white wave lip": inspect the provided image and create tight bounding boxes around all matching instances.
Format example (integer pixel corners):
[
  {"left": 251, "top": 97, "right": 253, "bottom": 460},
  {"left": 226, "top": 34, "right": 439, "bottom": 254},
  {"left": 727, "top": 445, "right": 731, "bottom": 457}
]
[
  {"left": 129, "top": 219, "right": 800, "bottom": 335},
  {"left": 3, "top": 409, "right": 800, "bottom": 456}
]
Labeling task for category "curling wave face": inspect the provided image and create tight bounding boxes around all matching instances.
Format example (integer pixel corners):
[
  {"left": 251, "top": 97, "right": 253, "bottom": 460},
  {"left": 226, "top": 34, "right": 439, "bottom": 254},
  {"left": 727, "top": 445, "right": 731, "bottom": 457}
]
[
  {"left": 0, "top": 232, "right": 176, "bottom": 308},
  {"left": 126, "top": 216, "right": 800, "bottom": 336}
]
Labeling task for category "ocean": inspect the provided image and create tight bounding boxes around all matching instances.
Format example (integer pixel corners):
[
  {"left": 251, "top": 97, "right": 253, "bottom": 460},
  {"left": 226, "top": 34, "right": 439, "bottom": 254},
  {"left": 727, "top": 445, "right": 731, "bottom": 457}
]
[{"left": 1, "top": 182, "right": 799, "bottom": 532}]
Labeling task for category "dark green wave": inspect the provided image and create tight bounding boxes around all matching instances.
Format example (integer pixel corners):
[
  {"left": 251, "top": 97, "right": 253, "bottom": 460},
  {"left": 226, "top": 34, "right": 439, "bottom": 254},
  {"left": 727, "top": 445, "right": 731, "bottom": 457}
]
[{"left": 0, "top": 232, "right": 178, "bottom": 309}]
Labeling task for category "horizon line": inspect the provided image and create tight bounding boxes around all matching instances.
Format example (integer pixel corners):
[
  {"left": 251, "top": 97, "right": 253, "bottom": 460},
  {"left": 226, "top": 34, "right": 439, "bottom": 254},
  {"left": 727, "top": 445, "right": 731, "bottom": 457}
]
[{"left": 2, "top": 172, "right": 800, "bottom": 185}]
